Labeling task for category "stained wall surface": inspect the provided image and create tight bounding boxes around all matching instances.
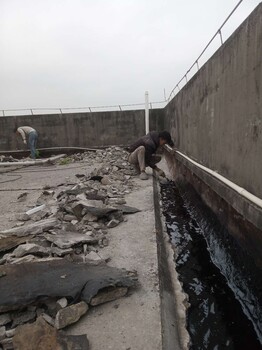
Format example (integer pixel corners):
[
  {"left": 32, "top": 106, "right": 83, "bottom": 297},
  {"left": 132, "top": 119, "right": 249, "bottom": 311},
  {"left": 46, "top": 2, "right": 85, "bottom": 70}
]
[
  {"left": 164, "top": 5, "right": 262, "bottom": 198},
  {"left": 0, "top": 109, "right": 165, "bottom": 151}
]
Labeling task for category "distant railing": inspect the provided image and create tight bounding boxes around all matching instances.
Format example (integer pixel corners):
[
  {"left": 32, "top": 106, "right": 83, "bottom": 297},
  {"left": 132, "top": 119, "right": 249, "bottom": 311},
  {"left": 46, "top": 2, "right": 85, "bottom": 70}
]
[
  {"left": 166, "top": 0, "right": 244, "bottom": 102},
  {"left": 1, "top": 100, "right": 166, "bottom": 117}
]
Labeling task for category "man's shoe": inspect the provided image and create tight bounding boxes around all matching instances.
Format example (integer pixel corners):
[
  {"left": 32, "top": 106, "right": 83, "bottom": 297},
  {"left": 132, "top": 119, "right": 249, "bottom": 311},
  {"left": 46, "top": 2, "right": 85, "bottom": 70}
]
[{"left": 139, "top": 171, "right": 149, "bottom": 180}]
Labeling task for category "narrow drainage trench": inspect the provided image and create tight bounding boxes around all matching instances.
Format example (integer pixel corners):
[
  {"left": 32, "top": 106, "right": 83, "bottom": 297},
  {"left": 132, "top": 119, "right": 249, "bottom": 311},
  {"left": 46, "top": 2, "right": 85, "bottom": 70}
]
[{"left": 160, "top": 181, "right": 262, "bottom": 350}]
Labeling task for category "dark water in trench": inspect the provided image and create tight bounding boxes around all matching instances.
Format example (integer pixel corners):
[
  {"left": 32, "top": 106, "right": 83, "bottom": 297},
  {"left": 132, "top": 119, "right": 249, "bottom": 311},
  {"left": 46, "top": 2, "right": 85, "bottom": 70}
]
[{"left": 161, "top": 182, "right": 262, "bottom": 350}]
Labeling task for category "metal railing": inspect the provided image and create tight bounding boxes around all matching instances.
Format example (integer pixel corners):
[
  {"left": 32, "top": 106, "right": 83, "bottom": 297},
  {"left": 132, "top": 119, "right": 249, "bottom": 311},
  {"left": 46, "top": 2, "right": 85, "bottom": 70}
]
[
  {"left": 166, "top": 0, "right": 244, "bottom": 102},
  {"left": 1, "top": 100, "right": 166, "bottom": 117}
]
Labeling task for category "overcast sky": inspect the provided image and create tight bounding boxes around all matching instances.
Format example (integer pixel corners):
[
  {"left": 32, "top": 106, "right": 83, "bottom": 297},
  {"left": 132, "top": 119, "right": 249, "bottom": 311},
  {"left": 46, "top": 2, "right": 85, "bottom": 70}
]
[{"left": 0, "top": 0, "right": 260, "bottom": 112}]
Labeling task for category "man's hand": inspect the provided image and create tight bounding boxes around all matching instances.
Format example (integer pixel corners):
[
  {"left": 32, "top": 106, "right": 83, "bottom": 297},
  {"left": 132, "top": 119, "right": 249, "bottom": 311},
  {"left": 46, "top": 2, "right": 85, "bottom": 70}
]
[
  {"left": 155, "top": 167, "right": 166, "bottom": 177},
  {"left": 23, "top": 139, "right": 27, "bottom": 144}
]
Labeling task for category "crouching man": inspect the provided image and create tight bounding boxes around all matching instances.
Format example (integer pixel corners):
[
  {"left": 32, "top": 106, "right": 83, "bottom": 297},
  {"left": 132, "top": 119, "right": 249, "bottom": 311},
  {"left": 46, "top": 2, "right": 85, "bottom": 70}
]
[{"left": 127, "top": 131, "right": 174, "bottom": 180}]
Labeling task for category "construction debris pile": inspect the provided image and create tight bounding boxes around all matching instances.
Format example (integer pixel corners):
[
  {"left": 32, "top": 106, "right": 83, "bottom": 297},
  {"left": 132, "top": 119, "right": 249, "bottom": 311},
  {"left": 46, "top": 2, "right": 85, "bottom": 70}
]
[{"left": 0, "top": 147, "right": 140, "bottom": 350}]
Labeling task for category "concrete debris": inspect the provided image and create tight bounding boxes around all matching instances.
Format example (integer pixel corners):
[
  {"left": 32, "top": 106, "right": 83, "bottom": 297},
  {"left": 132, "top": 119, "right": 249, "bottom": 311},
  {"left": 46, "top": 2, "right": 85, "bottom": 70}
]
[
  {"left": 55, "top": 301, "right": 89, "bottom": 329},
  {"left": 56, "top": 297, "right": 68, "bottom": 309},
  {"left": 0, "top": 326, "right": 5, "bottom": 341},
  {"left": 0, "top": 218, "right": 58, "bottom": 237},
  {"left": 84, "top": 251, "right": 104, "bottom": 265},
  {"left": 45, "top": 231, "right": 98, "bottom": 249},
  {"left": 16, "top": 213, "right": 30, "bottom": 222},
  {"left": 13, "top": 317, "right": 89, "bottom": 350},
  {"left": 0, "top": 338, "right": 13, "bottom": 350},
  {"left": 12, "top": 243, "right": 49, "bottom": 258},
  {"left": 0, "top": 147, "right": 141, "bottom": 338},
  {"left": 115, "top": 205, "right": 141, "bottom": 214},
  {"left": 11, "top": 310, "right": 36, "bottom": 328},
  {"left": 0, "top": 260, "right": 137, "bottom": 313},
  {"left": 0, "top": 236, "right": 32, "bottom": 253},
  {"left": 90, "top": 287, "right": 128, "bottom": 306},
  {"left": 0, "top": 315, "right": 11, "bottom": 327},
  {"left": 5, "top": 329, "right": 15, "bottom": 338}
]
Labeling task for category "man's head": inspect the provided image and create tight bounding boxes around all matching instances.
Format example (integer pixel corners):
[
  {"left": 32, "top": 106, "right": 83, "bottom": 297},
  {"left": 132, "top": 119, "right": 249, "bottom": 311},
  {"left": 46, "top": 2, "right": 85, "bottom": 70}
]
[
  {"left": 13, "top": 127, "right": 18, "bottom": 135},
  {"left": 159, "top": 131, "right": 174, "bottom": 147}
]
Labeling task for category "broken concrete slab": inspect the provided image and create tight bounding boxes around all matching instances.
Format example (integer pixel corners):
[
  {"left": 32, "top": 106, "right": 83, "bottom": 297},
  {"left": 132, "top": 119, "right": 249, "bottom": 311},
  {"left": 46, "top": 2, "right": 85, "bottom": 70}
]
[
  {"left": 44, "top": 231, "right": 98, "bottom": 249},
  {"left": 0, "top": 218, "right": 58, "bottom": 237},
  {"left": 11, "top": 310, "right": 36, "bottom": 328},
  {"left": 0, "top": 236, "right": 32, "bottom": 253},
  {"left": 0, "top": 326, "right": 5, "bottom": 341},
  {"left": 55, "top": 301, "right": 89, "bottom": 329},
  {"left": 5, "top": 328, "right": 15, "bottom": 338},
  {"left": 90, "top": 287, "right": 128, "bottom": 306},
  {"left": 0, "top": 260, "right": 137, "bottom": 313},
  {"left": 0, "top": 337, "right": 13, "bottom": 350},
  {"left": 84, "top": 251, "right": 105, "bottom": 265},
  {"left": 13, "top": 317, "right": 89, "bottom": 350},
  {"left": 0, "top": 314, "right": 11, "bottom": 327},
  {"left": 115, "top": 205, "right": 141, "bottom": 214},
  {"left": 12, "top": 243, "right": 49, "bottom": 258},
  {"left": 72, "top": 200, "right": 118, "bottom": 220}
]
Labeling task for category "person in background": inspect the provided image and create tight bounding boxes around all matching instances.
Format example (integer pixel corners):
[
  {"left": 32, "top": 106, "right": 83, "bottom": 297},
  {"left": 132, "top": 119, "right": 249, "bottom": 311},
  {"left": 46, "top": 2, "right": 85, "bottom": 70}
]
[
  {"left": 127, "top": 130, "right": 174, "bottom": 180},
  {"left": 14, "top": 126, "right": 38, "bottom": 159}
]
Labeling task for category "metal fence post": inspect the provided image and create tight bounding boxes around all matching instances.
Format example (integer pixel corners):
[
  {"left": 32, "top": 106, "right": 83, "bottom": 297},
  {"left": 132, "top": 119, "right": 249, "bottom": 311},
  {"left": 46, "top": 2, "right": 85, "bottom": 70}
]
[{"left": 145, "top": 91, "right": 149, "bottom": 134}]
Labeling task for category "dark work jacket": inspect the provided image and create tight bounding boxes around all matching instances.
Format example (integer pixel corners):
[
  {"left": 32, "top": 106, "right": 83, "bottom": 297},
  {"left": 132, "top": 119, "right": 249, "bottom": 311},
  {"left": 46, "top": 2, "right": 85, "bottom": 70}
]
[{"left": 128, "top": 131, "right": 160, "bottom": 169}]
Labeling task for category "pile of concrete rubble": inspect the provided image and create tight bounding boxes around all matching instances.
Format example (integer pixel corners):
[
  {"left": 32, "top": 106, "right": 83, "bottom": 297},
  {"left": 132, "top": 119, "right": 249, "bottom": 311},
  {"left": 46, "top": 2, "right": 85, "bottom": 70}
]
[{"left": 0, "top": 147, "right": 140, "bottom": 350}]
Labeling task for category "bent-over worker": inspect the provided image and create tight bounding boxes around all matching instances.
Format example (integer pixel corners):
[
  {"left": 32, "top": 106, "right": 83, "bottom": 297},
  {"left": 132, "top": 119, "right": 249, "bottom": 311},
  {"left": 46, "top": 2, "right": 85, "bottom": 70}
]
[
  {"left": 14, "top": 126, "right": 38, "bottom": 159},
  {"left": 128, "top": 131, "right": 174, "bottom": 180}
]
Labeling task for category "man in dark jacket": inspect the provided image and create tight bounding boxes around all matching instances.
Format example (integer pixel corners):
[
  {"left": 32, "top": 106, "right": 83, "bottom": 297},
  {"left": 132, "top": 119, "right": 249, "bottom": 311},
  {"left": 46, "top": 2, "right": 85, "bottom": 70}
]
[{"left": 128, "top": 131, "right": 174, "bottom": 180}]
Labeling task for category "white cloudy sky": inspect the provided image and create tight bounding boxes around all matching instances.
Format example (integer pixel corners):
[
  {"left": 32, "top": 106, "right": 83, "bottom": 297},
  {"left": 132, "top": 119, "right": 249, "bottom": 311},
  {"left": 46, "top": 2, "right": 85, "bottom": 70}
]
[{"left": 0, "top": 0, "right": 260, "bottom": 112}]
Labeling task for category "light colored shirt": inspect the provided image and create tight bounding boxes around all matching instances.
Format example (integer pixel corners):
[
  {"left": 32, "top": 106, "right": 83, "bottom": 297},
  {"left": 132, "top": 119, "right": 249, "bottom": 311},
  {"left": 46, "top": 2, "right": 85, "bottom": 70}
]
[{"left": 17, "top": 126, "right": 36, "bottom": 141}]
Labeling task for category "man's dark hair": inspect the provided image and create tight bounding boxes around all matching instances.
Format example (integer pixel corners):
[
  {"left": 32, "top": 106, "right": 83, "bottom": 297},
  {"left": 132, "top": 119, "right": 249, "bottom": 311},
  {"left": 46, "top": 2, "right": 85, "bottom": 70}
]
[
  {"left": 159, "top": 131, "right": 173, "bottom": 146},
  {"left": 13, "top": 127, "right": 18, "bottom": 133}
]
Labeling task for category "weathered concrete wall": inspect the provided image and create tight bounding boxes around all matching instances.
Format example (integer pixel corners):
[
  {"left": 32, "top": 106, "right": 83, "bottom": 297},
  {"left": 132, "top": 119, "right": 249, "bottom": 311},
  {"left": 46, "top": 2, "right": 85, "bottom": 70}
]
[
  {"left": 0, "top": 109, "right": 165, "bottom": 151},
  {"left": 164, "top": 4, "right": 262, "bottom": 198}
]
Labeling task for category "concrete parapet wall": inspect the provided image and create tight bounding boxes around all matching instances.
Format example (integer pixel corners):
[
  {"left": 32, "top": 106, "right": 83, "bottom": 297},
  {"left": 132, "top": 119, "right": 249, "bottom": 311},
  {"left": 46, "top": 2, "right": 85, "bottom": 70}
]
[
  {"left": 0, "top": 109, "right": 165, "bottom": 151},
  {"left": 164, "top": 4, "right": 262, "bottom": 198}
]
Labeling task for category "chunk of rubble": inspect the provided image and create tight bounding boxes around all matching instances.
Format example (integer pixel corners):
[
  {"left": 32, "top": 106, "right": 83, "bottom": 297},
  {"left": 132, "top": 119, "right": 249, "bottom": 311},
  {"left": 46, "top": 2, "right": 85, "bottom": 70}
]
[
  {"left": 115, "top": 205, "right": 141, "bottom": 214},
  {"left": 55, "top": 301, "right": 89, "bottom": 329},
  {"left": 5, "top": 328, "right": 15, "bottom": 338},
  {"left": 0, "top": 260, "right": 137, "bottom": 313},
  {"left": 56, "top": 297, "right": 68, "bottom": 309},
  {"left": 0, "top": 218, "right": 58, "bottom": 237},
  {"left": 11, "top": 309, "right": 36, "bottom": 328},
  {"left": 12, "top": 243, "right": 49, "bottom": 258},
  {"left": 13, "top": 317, "right": 89, "bottom": 350},
  {"left": 0, "top": 326, "right": 5, "bottom": 341},
  {"left": 90, "top": 287, "right": 128, "bottom": 306},
  {"left": 84, "top": 251, "right": 104, "bottom": 265},
  {"left": 44, "top": 231, "right": 98, "bottom": 249},
  {"left": 72, "top": 199, "right": 119, "bottom": 220},
  {"left": 0, "top": 314, "right": 11, "bottom": 327},
  {"left": 0, "top": 236, "right": 32, "bottom": 253}
]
